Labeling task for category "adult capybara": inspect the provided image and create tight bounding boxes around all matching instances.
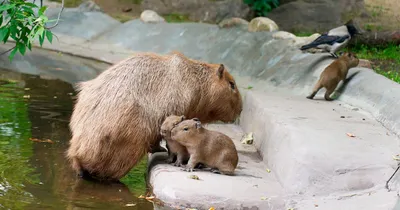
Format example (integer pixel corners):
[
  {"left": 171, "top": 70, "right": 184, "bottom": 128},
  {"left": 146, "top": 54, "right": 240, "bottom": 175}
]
[
  {"left": 66, "top": 51, "right": 243, "bottom": 181},
  {"left": 170, "top": 118, "right": 239, "bottom": 175}
]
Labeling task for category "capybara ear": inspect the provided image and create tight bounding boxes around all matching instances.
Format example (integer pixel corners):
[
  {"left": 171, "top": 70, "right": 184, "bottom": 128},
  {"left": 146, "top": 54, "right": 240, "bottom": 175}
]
[
  {"left": 192, "top": 118, "right": 200, "bottom": 122},
  {"left": 181, "top": 115, "right": 186, "bottom": 121},
  {"left": 195, "top": 121, "right": 202, "bottom": 129},
  {"left": 217, "top": 64, "right": 225, "bottom": 79}
]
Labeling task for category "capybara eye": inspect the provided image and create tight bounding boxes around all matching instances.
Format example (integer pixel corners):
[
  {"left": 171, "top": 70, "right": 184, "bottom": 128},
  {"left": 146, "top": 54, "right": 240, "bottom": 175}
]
[
  {"left": 229, "top": 81, "right": 235, "bottom": 90},
  {"left": 183, "top": 127, "right": 189, "bottom": 131}
]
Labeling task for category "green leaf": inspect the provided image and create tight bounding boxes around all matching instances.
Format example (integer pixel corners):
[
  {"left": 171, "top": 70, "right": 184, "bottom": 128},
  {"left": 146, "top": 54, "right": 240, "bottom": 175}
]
[
  {"left": 0, "top": 27, "right": 9, "bottom": 42},
  {"left": 45, "top": 30, "right": 52, "bottom": 43},
  {"left": 18, "top": 42, "right": 26, "bottom": 55},
  {"left": 0, "top": 4, "right": 15, "bottom": 13},
  {"left": 9, "top": 47, "right": 18, "bottom": 61},
  {"left": 23, "top": 3, "right": 39, "bottom": 8},
  {"left": 0, "top": 15, "right": 3, "bottom": 26},
  {"left": 3, "top": 29, "right": 10, "bottom": 43},
  {"left": 38, "top": 6, "right": 48, "bottom": 16},
  {"left": 27, "top": 42, "right": 32, "bottom": 51}
]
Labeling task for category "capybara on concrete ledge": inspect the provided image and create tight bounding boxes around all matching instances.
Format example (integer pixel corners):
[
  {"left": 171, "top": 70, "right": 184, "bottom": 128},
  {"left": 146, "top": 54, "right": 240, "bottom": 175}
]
[{"left": 66, "top": 51, "right": 243, "bottom": 181}]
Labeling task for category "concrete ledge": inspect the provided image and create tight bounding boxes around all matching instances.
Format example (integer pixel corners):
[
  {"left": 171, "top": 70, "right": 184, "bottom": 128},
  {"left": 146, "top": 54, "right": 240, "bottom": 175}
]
[
  {"left": 148, "top": 124, "right": 285, "bottom": 210},
  {"left": 240, "top": 91, "right": 398, "bottom": 197}
]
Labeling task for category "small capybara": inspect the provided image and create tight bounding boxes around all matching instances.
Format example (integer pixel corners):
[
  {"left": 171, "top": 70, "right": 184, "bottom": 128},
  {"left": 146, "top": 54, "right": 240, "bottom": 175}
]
[
  {"left": 306, "top": 52, "right": 359, "bottom": 101},
  {"left": 66, "top": 51, "right": 243, "bottom": 181},
  {"left": 160, "top": 115, "right": 190, "bottom": 167},
  {"left": 170, "top": 118, "right": 239, "bottom": 175}
]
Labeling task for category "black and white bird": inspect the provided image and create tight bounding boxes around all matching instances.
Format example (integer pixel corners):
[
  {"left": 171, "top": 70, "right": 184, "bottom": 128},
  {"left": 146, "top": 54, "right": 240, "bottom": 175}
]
[{"left": 300, "top": 20, "right": 362, "bottom": 58}]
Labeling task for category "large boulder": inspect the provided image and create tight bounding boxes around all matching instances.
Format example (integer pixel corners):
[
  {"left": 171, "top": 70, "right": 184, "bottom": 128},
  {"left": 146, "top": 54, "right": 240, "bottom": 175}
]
[
  {"left": 141, "top": 0, "right": 251, "bottom": 23},
  {"left": 266, "top": 0, "right": 365, "bottom": 33},
  {"left": 248, "top": 17, "right": 279, "bottom": 32}
]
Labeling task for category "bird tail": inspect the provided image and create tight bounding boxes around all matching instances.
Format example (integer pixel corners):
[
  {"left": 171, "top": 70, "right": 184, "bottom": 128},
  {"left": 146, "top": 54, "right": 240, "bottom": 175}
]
[{"left": 300, "top": 43, "right": 316, "bottom": 51}]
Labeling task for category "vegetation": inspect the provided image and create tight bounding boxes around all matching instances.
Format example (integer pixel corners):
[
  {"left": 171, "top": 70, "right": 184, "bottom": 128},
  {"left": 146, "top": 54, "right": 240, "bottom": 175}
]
[
  {"left": 244, "top": 0, "right": 279, "bottom": 17},
  {"left": 346, "top": 43, "right": 400, "bottom": 83},
  {"left": 0, "top": 0, "right": 57, "bottom": 61},
  {"left": 163, "top": 13, "right": 190, "bottom": 23}
]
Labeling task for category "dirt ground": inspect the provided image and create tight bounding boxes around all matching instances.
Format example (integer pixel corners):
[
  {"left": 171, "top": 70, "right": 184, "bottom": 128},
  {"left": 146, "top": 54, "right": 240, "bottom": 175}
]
[{"left": 363, "top": 0, "right": 400, "bottom": 31}]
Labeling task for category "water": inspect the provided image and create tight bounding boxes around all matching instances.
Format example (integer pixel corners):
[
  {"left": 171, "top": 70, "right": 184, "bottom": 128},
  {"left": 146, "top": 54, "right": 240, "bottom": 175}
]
[{"left": 0, "top": 68, "right": 154, "bottom": 210}]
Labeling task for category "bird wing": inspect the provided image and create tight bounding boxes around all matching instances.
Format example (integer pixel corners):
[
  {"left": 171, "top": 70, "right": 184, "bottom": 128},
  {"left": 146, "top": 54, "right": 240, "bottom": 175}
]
[{"left": 300, "top": 34, "right": 350, "bottom": 50}]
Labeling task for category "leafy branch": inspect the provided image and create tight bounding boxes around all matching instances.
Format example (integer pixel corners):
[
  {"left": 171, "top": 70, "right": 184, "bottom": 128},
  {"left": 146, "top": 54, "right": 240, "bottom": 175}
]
[
  {"left": 244, "top": 0, "right": 280, "bottom": 17},
  {"left": 0, "top": 0, "right": 64, "bottom": 61}
]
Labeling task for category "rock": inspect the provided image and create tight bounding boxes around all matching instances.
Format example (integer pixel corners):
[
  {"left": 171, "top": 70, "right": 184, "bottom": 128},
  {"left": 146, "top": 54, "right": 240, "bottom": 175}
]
[
  {"left": 140, "top": 10, "right": 166, "bottom": 23},
  {"left": 266, "top": 0, "right": 365, "bottom": 33},
  {"left": 78, "top": 0, "right": 103, "bottom": 12},
  {"left": 141, "top": 0, "right": 251, "bottom": 23},
  {"left": 357, "top": 59, "right": 373, "bottom": 69},
  {"left": 218, "top": 17, "right": 249, "bottom": 29},
  {"left": 272, "top": 31, "right": 296, "bottom": 40},
  {"left": 248, "top": 17, "right": 279, "bottom": 32}
]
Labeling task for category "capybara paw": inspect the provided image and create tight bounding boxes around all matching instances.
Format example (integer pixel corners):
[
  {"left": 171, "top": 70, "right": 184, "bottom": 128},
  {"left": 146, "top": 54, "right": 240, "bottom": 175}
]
[
  {"left": 182, "top": 167, "right": 195, "bottom": 172},
  {"left": 166, "top": 157, "right": 175, "bottom": 164},
  {"left": 173, "top": 161, "right": 183, "bottom": 167},
  {"left": 211, "top": 169, "right": 221, "bottom": 174}
]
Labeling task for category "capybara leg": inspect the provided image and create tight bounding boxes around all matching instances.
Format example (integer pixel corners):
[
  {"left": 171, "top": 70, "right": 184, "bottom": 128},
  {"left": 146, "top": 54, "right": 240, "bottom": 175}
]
[
  {"left": 195, "top": 163, "right": 205, "bottom": 169},
  {"left": 166, "top": 153, "right": 176, "bottom": 164},
  {"left": 218, "top": 164, "right": 235, "bottom": 176},
  {"left": 174, "top": 153, "right": 186, "bottom": 167},
  {"left": 182, "top": 156, "right": 198, "bottom": 172},
  {"left": 324, "top": 87, "right": 335, "bottom": 101},
  {"left": 306, "top": 81, "right": 323, "bottom": 100}
]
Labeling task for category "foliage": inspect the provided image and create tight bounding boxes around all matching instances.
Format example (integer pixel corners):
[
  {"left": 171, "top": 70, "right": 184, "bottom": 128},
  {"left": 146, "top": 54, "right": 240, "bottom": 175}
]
[
  {"left": 163, "top": 13, "right": 190, "bottom": 23},
  {"left": 243, "top": 0, "right": 279, "bottom": 17},
  {"left": 345, "top": 43, "right": 400, "bottom": 84},
  {"left": 0, "top": 0, "right": 55, "bottom": 61}
]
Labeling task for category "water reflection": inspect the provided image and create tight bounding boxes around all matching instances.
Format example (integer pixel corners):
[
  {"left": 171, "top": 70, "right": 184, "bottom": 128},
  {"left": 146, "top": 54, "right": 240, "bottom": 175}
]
[{"left": 0, "top": 69, "right": 153, "bottom": 210}]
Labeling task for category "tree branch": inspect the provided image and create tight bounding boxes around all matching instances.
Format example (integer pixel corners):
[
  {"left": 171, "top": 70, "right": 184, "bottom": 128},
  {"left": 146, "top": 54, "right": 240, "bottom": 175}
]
[
  {"left": 0, "top": 46, "right": 15, "bottom": 56},
  {"left": 45, "top": 0, "right": 64, "bottom": 30}
]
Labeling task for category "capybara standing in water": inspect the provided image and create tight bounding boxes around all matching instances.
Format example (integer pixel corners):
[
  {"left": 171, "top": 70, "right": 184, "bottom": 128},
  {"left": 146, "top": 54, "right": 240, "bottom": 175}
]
[
  {"left": 160, "top": 115, "right": 190, "bottom": 167},
  {"left": 66, "top": 51, "right": 243, "bottom": 181},
  {"left": 170, "top": 118, "right": 239, "bottom": 175},
  {"left": 306, "top": 52, "right": 359, "bottom": 101}
]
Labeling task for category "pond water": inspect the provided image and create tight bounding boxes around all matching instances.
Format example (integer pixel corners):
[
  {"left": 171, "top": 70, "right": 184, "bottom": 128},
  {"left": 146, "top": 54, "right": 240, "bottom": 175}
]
[{"left": 0, "top": 68, "right": 154, "bottom": 210}]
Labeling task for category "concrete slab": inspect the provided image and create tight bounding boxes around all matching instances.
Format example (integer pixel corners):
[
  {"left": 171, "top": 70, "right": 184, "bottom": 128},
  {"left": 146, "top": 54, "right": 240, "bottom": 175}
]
[
  {"left": 148, "top": 124, "right": 286, "bottom": 210},
  {"left": 240, "top": 90, "right": 399, "bottom": 198}
]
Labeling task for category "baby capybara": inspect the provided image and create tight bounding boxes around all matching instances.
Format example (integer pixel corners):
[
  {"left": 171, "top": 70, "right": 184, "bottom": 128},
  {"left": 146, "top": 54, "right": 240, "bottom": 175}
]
[
  {"left": 170, "top": 118, "right": 239, "bottom": 175},
  {"left": 160, "top": 115, "right": 190, "bottom": 167},
  {"left": 66, "top": 51, "right": 243, "bottom": 181}
]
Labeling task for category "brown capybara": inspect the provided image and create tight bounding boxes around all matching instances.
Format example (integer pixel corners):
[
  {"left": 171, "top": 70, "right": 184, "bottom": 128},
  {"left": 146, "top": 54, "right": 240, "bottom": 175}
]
[
  {"left": 160, "top": 115, "right": 190, "bottom": 167},
  {"left": 170, "top": 118, "right": 239, "bottom": 175},
  {"left": 66, "top": 51, "right": 243, "bottom": 181},
  {"left": 306, "top": 52, "right": 360, "bottom": 101}
]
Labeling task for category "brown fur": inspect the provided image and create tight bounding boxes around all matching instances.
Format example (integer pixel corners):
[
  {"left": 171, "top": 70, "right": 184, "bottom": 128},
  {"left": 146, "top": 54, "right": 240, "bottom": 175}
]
[
  {"left": 160, "top": 115, "right": 190, "bottom": 167},
  {"left": 306, "top": 52, "right": 360, "bottom": 101},
  {"left": 66, "top": 51, "right": 243, "bottom": 181},
  {"left": 170, "top": 118, "right": 239, "bottom": 175}
]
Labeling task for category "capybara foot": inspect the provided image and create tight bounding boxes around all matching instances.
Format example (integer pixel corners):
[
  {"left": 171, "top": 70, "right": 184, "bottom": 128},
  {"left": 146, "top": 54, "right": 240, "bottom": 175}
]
[
  {"left": 173, "top": 160, "right": 184, "bottom": 167},
  {"left": 182, "top": 167, "right": 196, "bottom": 172},
  {"left": 166, "top": 155, "right": 176, "bottom": 164},
  {"left": 195, "top": 163, "right": 205, "bottom": 169},
  {"left": 211, "top": 168, "right": 221, "bottom": 174},
  {"left": 306, "top": 95, "right": 314, "bottom": 100}
]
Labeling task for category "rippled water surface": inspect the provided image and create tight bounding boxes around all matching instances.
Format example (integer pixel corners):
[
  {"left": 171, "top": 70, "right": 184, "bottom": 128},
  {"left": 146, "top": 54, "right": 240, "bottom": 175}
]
[{"left": 0, "top": 68, "right": 153, "bottom": 210}]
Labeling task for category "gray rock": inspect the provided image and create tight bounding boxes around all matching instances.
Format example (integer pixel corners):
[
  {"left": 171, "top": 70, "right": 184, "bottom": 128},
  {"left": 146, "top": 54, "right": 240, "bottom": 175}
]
[
  {"left": 218, "top": 17, "right": 249, "bottom": 29},
  {"left": 267, "top": 0, "right": 365, "bottom": 33},
  {"left": 141, "top": 0, "right": 251, "bottom": 23},
  {"left": 248, "top": 17, "right": 279, "bottom": 32},
  {"left": 140, "top": 10, "right": 166, "bottom": 23}
]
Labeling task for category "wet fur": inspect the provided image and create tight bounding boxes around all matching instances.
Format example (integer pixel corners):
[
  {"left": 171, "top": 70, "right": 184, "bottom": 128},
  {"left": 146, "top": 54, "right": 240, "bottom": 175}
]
[
  {"left": 171, "top": 118, "right": 239, "bottom": 175},
  {"left": 66, "top": 52, "right": 243, "bottom": 181},
  {"left": 306, "top": 52, "right": 360, "bottom": 101}
]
